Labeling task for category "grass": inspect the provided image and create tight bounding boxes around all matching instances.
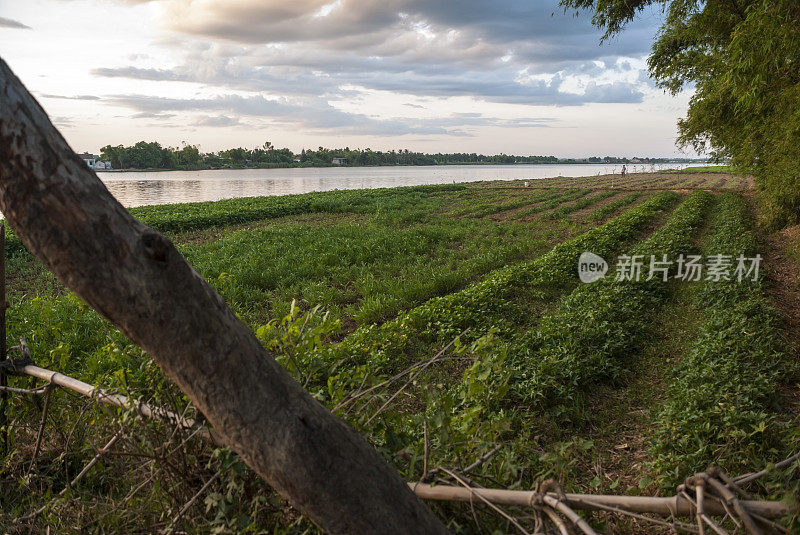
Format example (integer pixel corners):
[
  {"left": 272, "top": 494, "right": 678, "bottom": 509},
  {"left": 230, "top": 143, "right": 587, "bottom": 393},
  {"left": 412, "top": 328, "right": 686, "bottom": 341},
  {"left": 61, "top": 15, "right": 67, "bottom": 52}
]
[
  {"left": 650, "top": 192, "right": 795, "bottom": 488},
  {"left": 2, "top": 172, "right": 798, "bottom": 533},
  {"left": 676, "top": 165, "right": 736, "bottom": 173}
]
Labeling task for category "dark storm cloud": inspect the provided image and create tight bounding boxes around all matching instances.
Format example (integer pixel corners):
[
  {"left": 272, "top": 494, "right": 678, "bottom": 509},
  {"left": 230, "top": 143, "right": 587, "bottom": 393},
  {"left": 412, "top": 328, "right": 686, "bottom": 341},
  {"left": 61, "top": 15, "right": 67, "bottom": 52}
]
[
  {"left": 90, "top": 0, "right": 656, "bottom": 130},
  {"left": 162, "top": 0, "right": 656, "bottom": 64},
  {"left": 0, "top": 17, "right": 31, "bottom": 29}
]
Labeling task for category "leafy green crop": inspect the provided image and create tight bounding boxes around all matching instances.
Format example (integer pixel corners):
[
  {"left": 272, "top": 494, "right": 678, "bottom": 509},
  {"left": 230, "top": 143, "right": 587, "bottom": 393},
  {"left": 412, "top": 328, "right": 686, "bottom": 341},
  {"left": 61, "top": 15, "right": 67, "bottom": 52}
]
[
  {"left": 508, "top": 190, "right": 712, "bottom": 415},
  {"left": 650, "top": 192, "right": 793, "bottom": 487},
  {"left": 313, "top": 191, "right": 680, "bottom": 395},
  {"left": 587, "top": 192, "right": 641, "bottom": 221},
  {"left": 544, "top": 190, "right": 617, "bottom": 220}
]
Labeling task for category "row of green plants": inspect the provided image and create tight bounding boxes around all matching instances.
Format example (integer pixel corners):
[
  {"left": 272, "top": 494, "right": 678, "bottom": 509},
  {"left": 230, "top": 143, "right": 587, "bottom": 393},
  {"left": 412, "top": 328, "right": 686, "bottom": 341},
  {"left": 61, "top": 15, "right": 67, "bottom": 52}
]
[
  {"left": 2, "top": 184, "right": 469, "bottom": 258},
  {"left": 649, "top": 192, "right": 796, "bottom": 487},
  {"left": 178, "top": 213, "right": 568, "bottom": 327},
  {"left": 587, "top": 192, "right": 641, "bottom": 221},
  {"left": 444, "top": 188, "right": 559, "bottom": 218},
  {"left": 543, "top": 190, "right": 618, "bottom": 220},
  {"left": 507, "top": 190, "right": 713, "bottom": 417},
  {"left": 513, "top": 189, "right": 592, "bottom": 219},
  {"left": 308, "top": 191, "right": 680, "bottom": 395},
  {"left": 2, "top": 184, "right": 652, "bottom": 532},
  {"left": 132, "top": 183, "right": 466, "bottom": 234},
  {"left": 454, "top": 188, "right": 571, "bottom": 218}
]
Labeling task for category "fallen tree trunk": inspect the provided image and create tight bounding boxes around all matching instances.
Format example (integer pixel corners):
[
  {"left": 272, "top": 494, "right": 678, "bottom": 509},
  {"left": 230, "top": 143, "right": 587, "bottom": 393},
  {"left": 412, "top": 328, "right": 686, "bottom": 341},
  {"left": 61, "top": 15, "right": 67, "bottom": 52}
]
[{"left": 0, "top": 58, "right": 447, "bottom": 534}]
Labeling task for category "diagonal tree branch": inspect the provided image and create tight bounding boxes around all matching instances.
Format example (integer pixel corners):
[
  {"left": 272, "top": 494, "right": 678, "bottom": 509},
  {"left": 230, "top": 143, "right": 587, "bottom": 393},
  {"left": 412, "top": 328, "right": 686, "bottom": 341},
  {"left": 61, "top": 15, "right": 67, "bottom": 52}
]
[{"left": 0, "top": 57, "right": 447, "bottom": 534}]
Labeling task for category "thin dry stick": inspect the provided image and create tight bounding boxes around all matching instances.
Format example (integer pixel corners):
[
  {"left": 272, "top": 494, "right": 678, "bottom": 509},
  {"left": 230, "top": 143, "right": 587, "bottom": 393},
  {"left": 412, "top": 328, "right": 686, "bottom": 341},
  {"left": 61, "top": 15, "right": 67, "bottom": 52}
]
[
  {"left": 18, "top": 363, "right": 218, "bottom": 444},
  {"left": 462, "top": 444, "right": 502, "bottom": 476},
  {"left": 423, "top": 420, "right": 429, "bottom": 478},
  {"left": 705, "top": 477, "right": 762, "bottom": 535},
  {"left": 19, "top": 428, "right": 124, "bottom": 522},
  {"left": 541, "top": 495, "right": 598, "bottom": 535},
  {"left": 682, "top": 489, "right": 729, "bottom": 535},
  {"left": 716, "top": 470, "right": 752, "bottom": 501},
  {"left": 697, "top": 479, "right": 706, "bottom": 535},
  {"left": 540, "top": 506, "right": 570, "bottom": 535},
  {"left": 336, "top": 330, "right": 468, "bottom": 413},
  {"left": 30, "top": 383, "right": 55, "bottom": 466},
  {"left": 735, "top": 453, "right": 800, "bottom": 485},
  {"left": 577, "top": 497, "right": 699, "bottom": 534},
  {"left": 412, "top": 483, "right": 791, "bottom": 519},
  {"left": 0, "top": 384, "right": 49, "bottom": 395},
  {"left": 699, "top": 515, "right": 730, "bottom": 535},
  {"left": 439, "top": 467, "right": 532, "bottom": 535},
  {"left": 165, "top": 469, "right": 222, "bottom": 532},
  {"left": 750, "top": 512, "right": 788, "bottom": 534},
  {"left": 364, "top": 336, "right": 462, "bottom": 425}
]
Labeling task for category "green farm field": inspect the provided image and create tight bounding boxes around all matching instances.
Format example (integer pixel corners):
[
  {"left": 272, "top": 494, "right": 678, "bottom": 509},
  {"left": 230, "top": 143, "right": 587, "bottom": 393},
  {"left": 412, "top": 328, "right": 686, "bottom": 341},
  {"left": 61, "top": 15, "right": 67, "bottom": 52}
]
[{"left": 2, "top": 171, "right": 798, "bottom": 533}]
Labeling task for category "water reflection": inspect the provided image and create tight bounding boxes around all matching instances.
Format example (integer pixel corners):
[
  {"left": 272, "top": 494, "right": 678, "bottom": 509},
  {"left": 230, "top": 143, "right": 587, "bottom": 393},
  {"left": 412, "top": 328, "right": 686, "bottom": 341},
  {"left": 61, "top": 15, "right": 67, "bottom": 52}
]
[{"left": 98, "top": 163, "right": 694, "bottom": 208}]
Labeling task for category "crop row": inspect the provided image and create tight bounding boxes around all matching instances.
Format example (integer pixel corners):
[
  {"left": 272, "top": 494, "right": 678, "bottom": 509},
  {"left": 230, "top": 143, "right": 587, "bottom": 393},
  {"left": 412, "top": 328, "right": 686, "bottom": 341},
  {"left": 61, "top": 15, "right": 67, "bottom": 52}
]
[
  {"left": 313, "top": 191, "right": 680, "bottom": 394},
  {"left": 133, "top": 183, "right": 467, "bottom": 232},
  {"left": 179, "top": 214, "right": 563, "bottom": 327},
  {"left": 507, "top": 190, "right": 713, "bottom": 414},
  {"left": 448, "top": 188, "right": 570, "bottom": 218},
  {"left": 513, "top": 189, "right": 592, "bottom": 219},
  {"left": 649, "top": 192, "right": 792, "bottom": 486},
  {"left": 2, "top": 184, "right": 468, "bottom": 258},
  {"left": 544, "top": 190, "right": 618, "bottom": 220},
  {"left": 587, "top": 193, "right": 641, "bottom": 221}
]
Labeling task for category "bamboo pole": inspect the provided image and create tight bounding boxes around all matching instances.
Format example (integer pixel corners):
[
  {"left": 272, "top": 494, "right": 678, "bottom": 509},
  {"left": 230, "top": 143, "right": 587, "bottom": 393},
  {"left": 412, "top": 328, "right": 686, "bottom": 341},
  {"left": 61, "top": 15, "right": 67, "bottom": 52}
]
[
  {"left": 9, "top": 361, "right": 797, "bottom": 524},
  {"left": 19, "top": 363, "right": 219, "bottom": 444},
  {"left": 6, "top": 359, "right": 799, "bottom": 532},
  {"left": 408, "top": 483, "right": 792, "bottom": 519}
]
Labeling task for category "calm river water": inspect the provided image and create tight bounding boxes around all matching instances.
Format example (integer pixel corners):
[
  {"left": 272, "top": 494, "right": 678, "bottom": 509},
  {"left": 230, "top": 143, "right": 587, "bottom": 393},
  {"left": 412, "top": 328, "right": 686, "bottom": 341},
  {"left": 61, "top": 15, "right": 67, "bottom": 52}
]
[{"left": 97, "top": 163, "right": 694, "bottom": 208}]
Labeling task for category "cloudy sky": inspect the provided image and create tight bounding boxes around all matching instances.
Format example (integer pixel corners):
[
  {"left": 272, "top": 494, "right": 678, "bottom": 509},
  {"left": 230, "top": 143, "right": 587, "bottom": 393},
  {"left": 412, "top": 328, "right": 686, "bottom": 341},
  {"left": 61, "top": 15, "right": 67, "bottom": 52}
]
[{"left": 0, "top": 0, "right": 692, "bottom": 157}]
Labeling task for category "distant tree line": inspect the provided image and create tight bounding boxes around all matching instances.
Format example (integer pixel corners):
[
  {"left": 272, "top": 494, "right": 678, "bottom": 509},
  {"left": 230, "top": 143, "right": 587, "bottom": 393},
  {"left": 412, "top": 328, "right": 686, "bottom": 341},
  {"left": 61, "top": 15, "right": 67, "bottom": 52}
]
[{"left": 98, "top": 140, "right": 670, "bottom": 170}]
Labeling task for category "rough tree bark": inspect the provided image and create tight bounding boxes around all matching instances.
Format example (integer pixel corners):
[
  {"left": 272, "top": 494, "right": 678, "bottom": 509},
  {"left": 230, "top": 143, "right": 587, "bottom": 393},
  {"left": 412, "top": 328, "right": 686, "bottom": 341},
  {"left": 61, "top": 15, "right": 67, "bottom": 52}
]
[{"left": 0, "top": 58, "right": 447, "bottom": 534}]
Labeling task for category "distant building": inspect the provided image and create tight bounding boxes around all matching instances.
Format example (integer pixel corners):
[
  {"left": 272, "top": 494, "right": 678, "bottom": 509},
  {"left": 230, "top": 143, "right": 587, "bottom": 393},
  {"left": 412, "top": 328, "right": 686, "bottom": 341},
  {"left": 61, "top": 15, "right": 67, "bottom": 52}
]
[
  {"left": 332, "top": 157, "right": 347, "bottom": 165},
  {"left": 293, "top": 157, "right": 302, "bottom": 163},
  {"left": 77, "top": 152, "right": 96, "bottom": 168}
]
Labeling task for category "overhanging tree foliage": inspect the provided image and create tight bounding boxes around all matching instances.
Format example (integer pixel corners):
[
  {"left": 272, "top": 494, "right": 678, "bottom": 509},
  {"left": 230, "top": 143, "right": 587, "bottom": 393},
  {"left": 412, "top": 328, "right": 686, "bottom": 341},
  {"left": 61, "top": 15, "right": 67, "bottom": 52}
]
[{"left": 563, "top": 0, "right": 800, "bottom": 229}]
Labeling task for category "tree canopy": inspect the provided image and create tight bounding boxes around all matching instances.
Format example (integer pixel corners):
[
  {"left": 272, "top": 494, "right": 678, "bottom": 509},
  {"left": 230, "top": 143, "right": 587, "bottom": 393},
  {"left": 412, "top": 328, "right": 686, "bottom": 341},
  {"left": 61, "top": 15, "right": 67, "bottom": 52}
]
[{"left": 563, "top": 0, "right": 800, "bottom": 228}]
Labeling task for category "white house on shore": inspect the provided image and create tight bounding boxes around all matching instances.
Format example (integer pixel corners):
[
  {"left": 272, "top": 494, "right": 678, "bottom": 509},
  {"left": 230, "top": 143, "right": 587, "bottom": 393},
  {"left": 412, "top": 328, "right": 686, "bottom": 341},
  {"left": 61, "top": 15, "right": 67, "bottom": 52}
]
[
  {"left": 77, "top": 152, "right": 112, "bottom": 170},
  {"left": 78, "top": 152, "right": 96, "bottom": 168},
  {"left": 332, "top": 157, "right": 347, "bottom": 165}
]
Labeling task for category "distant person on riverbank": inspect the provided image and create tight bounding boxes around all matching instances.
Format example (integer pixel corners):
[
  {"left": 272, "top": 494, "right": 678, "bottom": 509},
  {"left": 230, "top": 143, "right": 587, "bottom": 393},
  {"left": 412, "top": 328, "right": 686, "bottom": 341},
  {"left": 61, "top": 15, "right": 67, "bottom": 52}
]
[{"left": 621, "top": 164, "right": 627, "bottom": 178}]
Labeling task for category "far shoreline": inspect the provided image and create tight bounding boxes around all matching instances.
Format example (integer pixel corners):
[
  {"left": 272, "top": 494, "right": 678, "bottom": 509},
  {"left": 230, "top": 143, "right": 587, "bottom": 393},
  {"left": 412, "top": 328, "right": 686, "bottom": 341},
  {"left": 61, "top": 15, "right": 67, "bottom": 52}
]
[{"left": 96, "top": 161, "right": 710, "bottom": 173}]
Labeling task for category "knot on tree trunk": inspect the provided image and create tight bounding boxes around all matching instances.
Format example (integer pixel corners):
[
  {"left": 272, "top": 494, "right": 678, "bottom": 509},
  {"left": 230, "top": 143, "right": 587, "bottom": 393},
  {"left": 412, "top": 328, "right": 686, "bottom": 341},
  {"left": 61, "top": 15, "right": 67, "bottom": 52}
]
[{"left": 141, "top": 231, "right": 171, "bottom": 264}]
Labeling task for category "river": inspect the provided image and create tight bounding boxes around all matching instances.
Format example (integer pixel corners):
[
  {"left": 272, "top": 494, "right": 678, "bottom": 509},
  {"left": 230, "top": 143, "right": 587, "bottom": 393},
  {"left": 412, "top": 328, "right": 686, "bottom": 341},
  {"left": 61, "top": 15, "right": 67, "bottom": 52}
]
[{"left": 97, "top": 163, "right": 696, "bottom": 208}]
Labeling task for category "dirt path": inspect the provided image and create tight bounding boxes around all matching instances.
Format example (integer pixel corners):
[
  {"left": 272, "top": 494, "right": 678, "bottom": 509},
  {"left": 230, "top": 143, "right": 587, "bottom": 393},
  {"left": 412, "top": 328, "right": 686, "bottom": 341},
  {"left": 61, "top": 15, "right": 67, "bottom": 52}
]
[{"left": 761, "top": 222, "right": 800, "bottom": 417}]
